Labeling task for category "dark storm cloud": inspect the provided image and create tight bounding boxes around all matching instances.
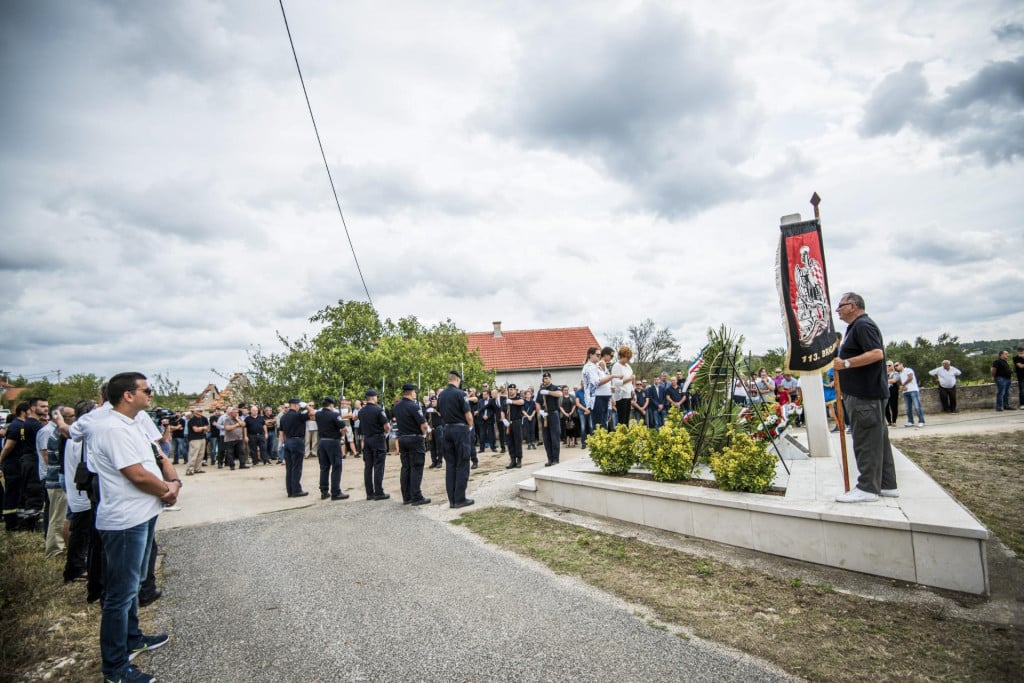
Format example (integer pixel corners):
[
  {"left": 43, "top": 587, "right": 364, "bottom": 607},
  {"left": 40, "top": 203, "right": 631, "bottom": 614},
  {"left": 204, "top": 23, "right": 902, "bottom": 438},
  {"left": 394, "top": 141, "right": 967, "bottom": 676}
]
[
  {"left": 994, "top": 22, "right": 1024, "bottom": 42},
  {"left": 860, "top": 56, "right": 1024, "bottom": 164},
  {"left": 479, "top": 4, "right": 768, "bottom": 218}
]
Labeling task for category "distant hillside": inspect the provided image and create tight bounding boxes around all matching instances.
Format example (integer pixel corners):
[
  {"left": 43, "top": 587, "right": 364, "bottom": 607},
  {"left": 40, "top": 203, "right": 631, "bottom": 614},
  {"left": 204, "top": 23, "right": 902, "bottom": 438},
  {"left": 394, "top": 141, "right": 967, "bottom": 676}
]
[{"left": 961, "top": 339, "right": 1023, "bottom": 356}]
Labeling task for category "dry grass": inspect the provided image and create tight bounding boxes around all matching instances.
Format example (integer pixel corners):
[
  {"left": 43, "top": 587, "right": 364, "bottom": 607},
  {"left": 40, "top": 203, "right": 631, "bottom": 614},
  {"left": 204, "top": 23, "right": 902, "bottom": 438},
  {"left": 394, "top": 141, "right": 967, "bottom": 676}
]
[
  {"left": 0, "top": 532, "right": 101, "bottom": 682},
  {"left": 457, "top": 506, "right": 1022, "bottom": 681},
  {"left": 899, "top": 430, "right": 1024, "bottom": 558}
]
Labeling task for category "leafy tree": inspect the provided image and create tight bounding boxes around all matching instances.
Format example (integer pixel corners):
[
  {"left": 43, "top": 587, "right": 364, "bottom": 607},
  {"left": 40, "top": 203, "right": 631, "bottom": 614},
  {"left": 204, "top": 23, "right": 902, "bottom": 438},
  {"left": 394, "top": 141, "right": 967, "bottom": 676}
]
[
  {"left": 48, "top": 373, "right": 104, "bottom": 408},
  {"left": 246, "top": 300, "right": 491, "bottom": 405},
  {"left": 606, "top": 318, "right": 681, "bottom": 380}
]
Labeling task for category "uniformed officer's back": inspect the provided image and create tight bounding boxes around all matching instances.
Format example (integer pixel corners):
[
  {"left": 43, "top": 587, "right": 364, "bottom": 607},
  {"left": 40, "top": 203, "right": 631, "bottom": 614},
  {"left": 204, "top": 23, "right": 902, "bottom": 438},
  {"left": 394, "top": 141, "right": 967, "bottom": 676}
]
[{"left": 438, "top": 384, "right": 470, "bottom": 425}]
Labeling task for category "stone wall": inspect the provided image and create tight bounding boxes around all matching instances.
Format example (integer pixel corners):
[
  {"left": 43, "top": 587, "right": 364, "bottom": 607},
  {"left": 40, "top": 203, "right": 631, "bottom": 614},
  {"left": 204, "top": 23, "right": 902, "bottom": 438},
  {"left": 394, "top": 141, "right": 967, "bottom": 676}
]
[{"left": 918, "top": 380, "right": 1020, "bottom": 412}]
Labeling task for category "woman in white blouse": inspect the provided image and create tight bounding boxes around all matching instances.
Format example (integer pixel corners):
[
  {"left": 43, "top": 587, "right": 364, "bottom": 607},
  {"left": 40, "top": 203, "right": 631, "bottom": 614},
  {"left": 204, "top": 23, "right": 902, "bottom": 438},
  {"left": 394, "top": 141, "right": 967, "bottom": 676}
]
[{"left": 611, "top": 346, "right": 635, "bottom": 427}]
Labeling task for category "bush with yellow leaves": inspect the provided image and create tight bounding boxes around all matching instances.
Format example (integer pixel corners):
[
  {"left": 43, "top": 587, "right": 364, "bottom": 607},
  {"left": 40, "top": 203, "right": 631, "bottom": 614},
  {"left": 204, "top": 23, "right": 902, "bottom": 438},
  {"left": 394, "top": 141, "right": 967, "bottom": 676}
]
[
  {"left": 640, "top": 422, "right": 694, "bottom": 482},
  {"left": 709, "top": 427, "right": 777, "bottom": 493},
  {"left": 587, "top": 422, "right": 647, "bottom": 475}
]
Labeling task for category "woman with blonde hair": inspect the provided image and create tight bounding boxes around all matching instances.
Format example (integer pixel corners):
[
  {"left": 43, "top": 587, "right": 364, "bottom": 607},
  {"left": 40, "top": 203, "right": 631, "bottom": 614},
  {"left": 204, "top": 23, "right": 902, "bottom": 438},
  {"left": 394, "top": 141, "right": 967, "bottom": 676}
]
[{"left": 611, "top": 346, "right": 635, "bottom": 426}]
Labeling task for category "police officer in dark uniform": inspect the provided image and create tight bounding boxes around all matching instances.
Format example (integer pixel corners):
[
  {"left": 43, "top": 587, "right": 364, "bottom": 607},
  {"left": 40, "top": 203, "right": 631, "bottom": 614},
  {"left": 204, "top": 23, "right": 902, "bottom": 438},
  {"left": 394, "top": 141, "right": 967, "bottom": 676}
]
[
  {"left": 503, "top": 384, "right": 525, "bottom": 469},
  {"left": 538, "top": 372, "right": 564, "bottom": 466},
  {"left": 392, "top": 383, "right": 431, "bottom": 506},
  {"left": 425, "top": 395, "right": 443, "bottom": 468},
  {"left": 315, "top": 397, "right": 351, "bottom": 501},
  {"left": 492, "top": 387, "right": 508, "bottom": 454},
  {"left": 278, "top": 398, "right": 313, "bottom": 497},
  {"left": 437, "top": 370, "right": 475, "bottom": 508},
  {"left": 358, "top": 389, "right": 391, "bottom": 500}
]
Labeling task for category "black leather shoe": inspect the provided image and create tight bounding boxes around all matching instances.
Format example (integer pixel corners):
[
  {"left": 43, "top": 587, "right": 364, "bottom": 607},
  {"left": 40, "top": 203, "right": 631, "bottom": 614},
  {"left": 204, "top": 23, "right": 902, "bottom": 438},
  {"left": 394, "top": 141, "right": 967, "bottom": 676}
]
[
  {"left": 402, "top": 499, "right": 413, "bottom": 505},
  {"left": 138, "top": 589, "right": 162, "bottom": 607},
  {"left": 544, "top": 462, "right": 553, "bottom": 467},
  {"left": 450, "top": 499, "right": 475, "bottom": 509},
  {"left": 369, "top": 493, "right": 390, "bottom": 501},
  {"left": 293, "top": 491, "right": 309, "bottom": 497},
  {"left": 239, "top": 465, "right": 250, "bottom": 469},
  {"left": 411, "top": 498, "right": 431, "bottom": 506},
  {"left": 321, "top": 492, "right": 330, "bottom": 500},
  {"left": 331, "top": 493, "right": 350, "bottom": 500},
  {"left": 506, "top": 463, "right": 516, "bottom": 469},
  {"left": 470, "top": 462, "right": 478, "bottom": 469}
]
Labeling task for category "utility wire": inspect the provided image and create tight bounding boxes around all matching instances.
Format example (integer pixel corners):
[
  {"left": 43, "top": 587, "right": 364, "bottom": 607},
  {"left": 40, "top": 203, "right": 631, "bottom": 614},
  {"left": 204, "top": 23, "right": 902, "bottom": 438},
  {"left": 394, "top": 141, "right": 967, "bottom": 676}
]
[{"left": 278, "top": 0, "right": 373, "bottom": 306}]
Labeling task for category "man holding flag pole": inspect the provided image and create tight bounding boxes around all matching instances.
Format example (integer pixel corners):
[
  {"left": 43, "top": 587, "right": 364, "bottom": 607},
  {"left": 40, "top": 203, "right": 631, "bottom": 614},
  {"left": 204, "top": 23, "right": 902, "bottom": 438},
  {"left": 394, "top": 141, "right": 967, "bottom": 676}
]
[{"left": 832, "top": 293, "right": 898, "bottom": 502}]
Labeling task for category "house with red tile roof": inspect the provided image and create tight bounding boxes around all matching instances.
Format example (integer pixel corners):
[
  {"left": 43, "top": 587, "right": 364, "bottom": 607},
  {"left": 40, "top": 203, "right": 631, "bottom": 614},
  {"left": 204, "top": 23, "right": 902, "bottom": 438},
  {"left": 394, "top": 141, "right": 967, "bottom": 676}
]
[{"left": 466, "top": 322, "right": 600, "bottom": 390}]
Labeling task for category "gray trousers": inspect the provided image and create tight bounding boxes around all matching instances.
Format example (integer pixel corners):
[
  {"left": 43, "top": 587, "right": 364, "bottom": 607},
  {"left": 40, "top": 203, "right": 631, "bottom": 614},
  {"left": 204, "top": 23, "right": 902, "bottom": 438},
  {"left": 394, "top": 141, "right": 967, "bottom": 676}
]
[{"left": 844, "top": 394, "right": 897, "bottom": 494}]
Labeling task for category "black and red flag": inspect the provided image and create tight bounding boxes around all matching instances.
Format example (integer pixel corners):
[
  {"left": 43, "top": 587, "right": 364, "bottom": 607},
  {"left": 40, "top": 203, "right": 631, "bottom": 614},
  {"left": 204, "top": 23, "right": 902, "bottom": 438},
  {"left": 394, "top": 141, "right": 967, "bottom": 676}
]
[{"left": 776, "top": 218, "right": 837, "bottom": 372}]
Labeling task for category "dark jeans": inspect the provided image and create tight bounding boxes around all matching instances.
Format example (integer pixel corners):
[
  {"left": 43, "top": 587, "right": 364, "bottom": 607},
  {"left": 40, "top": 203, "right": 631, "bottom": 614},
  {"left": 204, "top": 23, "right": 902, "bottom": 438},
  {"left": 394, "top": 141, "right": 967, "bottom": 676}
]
[
  {"left": 577, "top": 410, "right": 592, "bottom": 448},
  {"left": 591, "top": 395, "right": 611, "bottom": 432},
  {"left": 542, "top": 413, "right": 561, "bottom": 464},
  {"left": 615, "top": 397, "right": 632, "bottom": 426},
  {"left": 248, "top": 434, "right": 270, "bottom": 463},
  {"left": 398, "top": 435, "right": 427, "bottom": 502},
  {"left": 938, "top": 386, "right": 957, "bottom": 412},
  {"left": 995, "top": 377, "right": 1011, "bottom": 410},
  {"left": 172, "top": 437, "right": 188, "bottom": 464},
  {"left": 886, "top": 386, "right": 899, "bottom": 425},
  {"left": 523, "top": 418, "right": 536, "bottom": 446},
  {"left": 2, "top": 461, "right": 22, "bottom": 530},
  {"left": 99, "top": 515, "right": 157, "bottom": 679},
  {"left": 845, "top": 394, "right": 897, "bottom": 495},
  {"left": 221, "top": 439, "right": 247, "bottom": 469},
  {"left": 317, "top": 438, "right": 344, "bottom": 497},
  {"left": 64, "top": 507, "right": 92, "bottom": 582},
  {"left": 362, "top": 436, "right": 387, "bottom": 496},
  {"left": 283, "top": 437, "right": 305, "bottom": 496},
  {"left": 442, "top": 424, "right": 472, "bottom": 504}
]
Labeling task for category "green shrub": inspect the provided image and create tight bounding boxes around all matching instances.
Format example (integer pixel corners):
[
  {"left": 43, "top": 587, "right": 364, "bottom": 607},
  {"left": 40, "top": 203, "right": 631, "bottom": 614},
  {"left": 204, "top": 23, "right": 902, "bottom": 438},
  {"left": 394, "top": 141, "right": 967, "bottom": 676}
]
[
  {"left": 709, "top": 427, "right": 777, "bottom": 493},
  {"left": 640, "top": 423, "right": 694, "bottom": 482},
  {"left": 587, "top": 422, "right": 647, "bottom": 475}
]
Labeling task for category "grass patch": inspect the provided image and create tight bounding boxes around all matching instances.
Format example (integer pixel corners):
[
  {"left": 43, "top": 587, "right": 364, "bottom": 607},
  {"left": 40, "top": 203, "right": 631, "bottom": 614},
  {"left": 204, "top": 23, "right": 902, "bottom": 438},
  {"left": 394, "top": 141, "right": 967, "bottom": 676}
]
[
  {"left": 899, "top": 430, "right": 1024, "bottom": 558},
  {"left": 0, "top": 531, "right": 101, "bottom": 682},
  {"left": 459, "top": 506, "right": 1023, "bottom": 682}
]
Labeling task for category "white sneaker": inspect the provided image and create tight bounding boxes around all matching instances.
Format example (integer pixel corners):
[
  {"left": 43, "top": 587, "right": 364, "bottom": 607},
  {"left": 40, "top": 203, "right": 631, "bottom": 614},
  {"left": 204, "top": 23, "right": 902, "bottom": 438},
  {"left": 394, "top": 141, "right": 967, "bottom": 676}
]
[
  {"left": 880, "top": 489, "right": 899, "bottom": 497},
  {"left": 164, "top": 505, "right": 182, "bottom": 512},
  {"left": 916, "top": 422, "right": 925, "bottom": 428},
  {"left": 836, "top": 487, "right": 879, "bottom": 503},
  {"left": 904, "top": 422, "right": 914, "bottom": 427}
]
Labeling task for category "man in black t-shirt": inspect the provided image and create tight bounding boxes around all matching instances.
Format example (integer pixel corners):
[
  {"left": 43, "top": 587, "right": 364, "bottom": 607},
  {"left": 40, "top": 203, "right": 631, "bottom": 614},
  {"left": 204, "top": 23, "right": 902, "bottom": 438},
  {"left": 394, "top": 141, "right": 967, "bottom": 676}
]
[
  {"left": 833, "top": 292, "right": 897, "bottom": 503},
  {"left": 315, "top": 398, "right": 350, "bottom": 500},
  {"left": 185, "top": 410, "right": 210, "bottom": 475},
  {"left": 991, "top": 350, "right": 1013, "bottom": 411},
  {"left": 244, "top": 406, "right": 270, "bottom": 465},
  {"left": 0, "top": 403, "right": 31, "bottom": 530},
  {"left": 358, "top": 390, "right": 391, "bottom": 500},
  {"left": 538, "top": 372, "right": 564, "bottom": 466},
  {"left": 393, "top": 384, "right": 430, "bottom": 506}
]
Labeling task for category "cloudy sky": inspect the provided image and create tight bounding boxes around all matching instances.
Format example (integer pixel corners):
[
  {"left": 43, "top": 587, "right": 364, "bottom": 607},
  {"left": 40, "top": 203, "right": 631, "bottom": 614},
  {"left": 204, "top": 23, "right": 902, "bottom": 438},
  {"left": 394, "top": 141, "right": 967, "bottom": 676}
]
[{"left": 2, "top": 0, "right": 1022, "bottom": 391}]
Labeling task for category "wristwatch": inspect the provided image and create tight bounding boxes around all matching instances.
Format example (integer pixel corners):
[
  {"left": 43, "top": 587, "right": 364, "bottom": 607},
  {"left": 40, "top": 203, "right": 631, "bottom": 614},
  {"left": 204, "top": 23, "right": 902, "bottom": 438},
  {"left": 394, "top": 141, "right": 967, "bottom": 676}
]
[{"left": 843, "top": 359, "right": 851, "bottom": 369}]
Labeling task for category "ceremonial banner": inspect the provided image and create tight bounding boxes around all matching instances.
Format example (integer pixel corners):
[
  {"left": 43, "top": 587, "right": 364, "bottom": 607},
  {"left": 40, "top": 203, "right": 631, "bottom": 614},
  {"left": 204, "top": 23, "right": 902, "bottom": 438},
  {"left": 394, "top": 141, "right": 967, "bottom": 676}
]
[{"left": 776, "top": 218, "right": 837, "bottom": 372}]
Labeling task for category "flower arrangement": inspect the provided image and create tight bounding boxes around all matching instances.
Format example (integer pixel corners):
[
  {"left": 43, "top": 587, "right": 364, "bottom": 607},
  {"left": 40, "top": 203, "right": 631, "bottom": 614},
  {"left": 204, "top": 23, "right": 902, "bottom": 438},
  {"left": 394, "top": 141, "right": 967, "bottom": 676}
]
[
  {"left": 736, "top": 401, "right": 787, "bottom": 441},
  {"left": 709, "top": 427, "right": 777, "bottom": 493}
]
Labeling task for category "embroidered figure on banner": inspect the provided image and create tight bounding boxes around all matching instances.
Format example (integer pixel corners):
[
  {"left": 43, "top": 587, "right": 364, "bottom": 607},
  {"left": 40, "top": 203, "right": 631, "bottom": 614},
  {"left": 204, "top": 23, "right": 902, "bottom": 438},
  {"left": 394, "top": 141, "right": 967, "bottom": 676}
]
[{"left": 793, "top": 245, "right": 829, "bottom": 345}]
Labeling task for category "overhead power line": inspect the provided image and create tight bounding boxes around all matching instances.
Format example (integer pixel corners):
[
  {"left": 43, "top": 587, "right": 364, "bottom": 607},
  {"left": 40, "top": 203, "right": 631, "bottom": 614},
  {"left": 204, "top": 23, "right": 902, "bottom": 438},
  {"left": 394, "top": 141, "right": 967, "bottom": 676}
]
[{"left": 278, "top": 0, "right": 373, "bottom": 306}]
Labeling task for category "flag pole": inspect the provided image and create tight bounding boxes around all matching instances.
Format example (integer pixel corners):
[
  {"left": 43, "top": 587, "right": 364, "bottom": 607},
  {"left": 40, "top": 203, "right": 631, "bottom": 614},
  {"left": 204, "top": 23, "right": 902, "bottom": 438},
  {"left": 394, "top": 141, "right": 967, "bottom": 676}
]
[{"left": 812, "top": 192, "right": 851, "bottom": 492}]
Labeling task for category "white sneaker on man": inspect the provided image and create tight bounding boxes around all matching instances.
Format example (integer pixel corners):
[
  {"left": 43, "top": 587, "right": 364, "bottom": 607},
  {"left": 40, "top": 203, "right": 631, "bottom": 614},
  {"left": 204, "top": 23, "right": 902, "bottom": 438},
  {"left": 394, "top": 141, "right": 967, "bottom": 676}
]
[
  {"left": 904, "top": 422, "right": 914, "bottom": 427},
  {"left": 916, "top": 422, "right": 925, "bottom": 428},
  {"left": 880, "top": 489, "right": 899, "bottom": 498},
  {"left": 836, "top": 487, "right": 880, "bottom": 503}
]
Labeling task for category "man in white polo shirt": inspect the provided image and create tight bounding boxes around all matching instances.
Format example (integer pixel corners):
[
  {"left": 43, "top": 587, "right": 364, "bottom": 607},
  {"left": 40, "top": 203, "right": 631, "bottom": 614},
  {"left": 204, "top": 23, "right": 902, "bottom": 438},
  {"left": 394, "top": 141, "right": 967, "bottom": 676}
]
[{"left": 90, "top": 372, "right": 179, "bottom": 683}]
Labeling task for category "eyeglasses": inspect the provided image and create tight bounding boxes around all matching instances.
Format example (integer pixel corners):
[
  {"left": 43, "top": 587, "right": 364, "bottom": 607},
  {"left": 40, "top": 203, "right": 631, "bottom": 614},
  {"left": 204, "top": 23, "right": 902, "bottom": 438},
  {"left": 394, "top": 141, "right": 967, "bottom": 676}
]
[{"left": 836, "top": 302, "right": 853, "bottom": 311}]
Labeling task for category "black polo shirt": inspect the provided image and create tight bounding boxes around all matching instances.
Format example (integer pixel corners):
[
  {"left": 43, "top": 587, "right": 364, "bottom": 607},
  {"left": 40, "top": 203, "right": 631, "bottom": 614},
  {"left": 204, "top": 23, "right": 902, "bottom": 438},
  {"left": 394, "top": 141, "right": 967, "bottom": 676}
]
[
  {"left": 358, "top": 403, "right": 389, "bottom": 437},
  {"left": 838, "top": 313, "right": 888, "bottom": 399},
  {"left": 243, "top": 415, "right": 265, "bottom": 437},
  {"left": 438, "top": 383, "right": 471, "bottom": 425},
  {"left": 392, "top": 397, "right": 426, "bottom": 436},
  {"left": 315, "top": 409, "right": 346, "bottom": 439},
  {"left": 187, "top": 416, "right": 209, "bottom": 441},
  {"left": 279, "top": 409, "right": 309, "bottom": 439}
]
